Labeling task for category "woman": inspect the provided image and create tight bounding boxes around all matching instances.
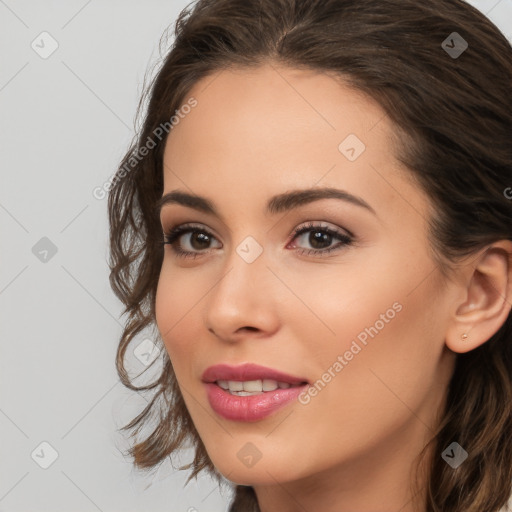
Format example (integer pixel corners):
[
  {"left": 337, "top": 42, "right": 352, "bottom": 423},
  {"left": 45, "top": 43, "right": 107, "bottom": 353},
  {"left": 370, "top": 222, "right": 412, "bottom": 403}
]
[{"left": 108, "top": 0, "right": 512, "bottom": 510}]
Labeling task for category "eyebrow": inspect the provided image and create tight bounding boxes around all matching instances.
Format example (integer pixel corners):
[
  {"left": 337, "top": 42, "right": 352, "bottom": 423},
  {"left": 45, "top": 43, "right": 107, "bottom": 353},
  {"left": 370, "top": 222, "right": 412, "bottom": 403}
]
[{"left": 156, "top": 187, "right": 377, "bottom": 219}]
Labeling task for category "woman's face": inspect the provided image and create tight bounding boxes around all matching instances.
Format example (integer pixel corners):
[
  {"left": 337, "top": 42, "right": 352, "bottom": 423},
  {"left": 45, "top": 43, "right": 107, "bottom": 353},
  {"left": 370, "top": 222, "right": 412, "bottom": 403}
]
[{"left": 155, "top": 64, "right": 458, "bottom": 493}]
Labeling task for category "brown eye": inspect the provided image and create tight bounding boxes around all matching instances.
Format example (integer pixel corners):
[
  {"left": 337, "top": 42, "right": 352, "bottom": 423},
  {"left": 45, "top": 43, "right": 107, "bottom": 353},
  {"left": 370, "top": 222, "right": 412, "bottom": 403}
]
[
  {"left": 163, "top": 224, "right": 221, "bottom": 259},
  {"left": 289, "top": 222, "right": 353, "bottom": 256}
]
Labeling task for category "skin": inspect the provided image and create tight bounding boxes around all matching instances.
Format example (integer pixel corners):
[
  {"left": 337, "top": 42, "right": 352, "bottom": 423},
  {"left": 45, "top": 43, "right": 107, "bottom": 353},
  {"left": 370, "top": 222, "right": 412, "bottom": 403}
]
[{"left": 155, "top": 63, "right": 512, "bottom": 512}]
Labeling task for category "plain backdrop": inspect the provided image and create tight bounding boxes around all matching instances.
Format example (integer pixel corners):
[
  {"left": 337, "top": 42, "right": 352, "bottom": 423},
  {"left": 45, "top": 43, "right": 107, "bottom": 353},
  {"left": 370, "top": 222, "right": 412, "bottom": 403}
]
[{"left": 1, "top": 1, "right": 511, "bottom": 511}]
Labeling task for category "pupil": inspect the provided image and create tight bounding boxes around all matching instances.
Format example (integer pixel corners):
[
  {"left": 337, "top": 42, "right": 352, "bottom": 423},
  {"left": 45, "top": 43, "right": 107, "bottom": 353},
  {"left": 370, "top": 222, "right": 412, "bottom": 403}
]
[
  {"left": 187, "top": 230, "right": 333, "bottom": 251},
  {"left": 191, "top": 232, "right": 210, "bottom": 250},
  {"left": 310, "top": 231, "right": 331, "bottom": 249}
]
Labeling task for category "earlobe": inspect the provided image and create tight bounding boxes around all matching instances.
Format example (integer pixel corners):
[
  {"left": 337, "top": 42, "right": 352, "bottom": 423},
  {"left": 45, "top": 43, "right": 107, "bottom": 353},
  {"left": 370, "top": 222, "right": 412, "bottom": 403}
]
[{"left": 445, "top": 240, "right": 512, "bottom": 354}]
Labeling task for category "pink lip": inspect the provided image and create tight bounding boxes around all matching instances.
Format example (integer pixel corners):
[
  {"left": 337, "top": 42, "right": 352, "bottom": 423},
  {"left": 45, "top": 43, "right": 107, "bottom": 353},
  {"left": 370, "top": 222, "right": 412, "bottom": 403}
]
[
  {"left": 201, "top": 363, "right": 309, "bottom": 422},
  {"left": 201, "top": 363, "right": 308, "bottom": 385}
]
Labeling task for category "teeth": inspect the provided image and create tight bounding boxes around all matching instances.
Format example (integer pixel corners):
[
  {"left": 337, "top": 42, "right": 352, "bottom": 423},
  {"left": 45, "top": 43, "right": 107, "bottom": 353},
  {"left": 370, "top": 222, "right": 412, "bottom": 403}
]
[
  {"left": 262, "top": 379, "right": 278, "bottom": 391},
  {"left": 215, "top": 379, "right": 300, "bottom": 394},
  {"left": 243, "top": 380, "right": 262, "bottom": 392},
  {"left": 229, "top": 381, "right": 244, "bottom": 391}
]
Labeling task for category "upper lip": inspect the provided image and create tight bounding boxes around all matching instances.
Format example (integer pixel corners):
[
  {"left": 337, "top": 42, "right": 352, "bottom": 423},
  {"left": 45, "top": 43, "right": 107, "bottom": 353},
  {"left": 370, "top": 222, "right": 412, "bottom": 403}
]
[{"left": 202, "top": 363, "right": 309, "bottom": 385}]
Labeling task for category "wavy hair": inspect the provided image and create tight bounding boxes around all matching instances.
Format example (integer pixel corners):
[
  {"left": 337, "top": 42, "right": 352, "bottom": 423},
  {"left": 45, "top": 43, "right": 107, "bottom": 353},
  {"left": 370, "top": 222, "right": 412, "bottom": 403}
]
[{"left": 108, "top": 0, "right": 512, "bottom": 510}]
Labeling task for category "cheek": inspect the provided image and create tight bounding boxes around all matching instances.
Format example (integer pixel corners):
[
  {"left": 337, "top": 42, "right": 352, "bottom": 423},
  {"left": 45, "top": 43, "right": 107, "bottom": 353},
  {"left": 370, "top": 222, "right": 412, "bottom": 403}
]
[
  {"left": 155, "top": 260, "right": 204, "bottom": 368},
  {"left": 277, "top": 247, "right": 412, "bottom": 358},
  {"left": 290, "top": 248, "right": 447, "bottom": 439}
]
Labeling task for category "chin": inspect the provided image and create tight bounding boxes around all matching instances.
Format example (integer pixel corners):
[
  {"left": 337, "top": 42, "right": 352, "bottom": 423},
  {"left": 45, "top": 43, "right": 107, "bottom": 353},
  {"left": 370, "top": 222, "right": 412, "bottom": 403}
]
[
  {"left": 221, "top": 468, "right": 286, "bottom": 487},
  {"left": 209, "top": 451, "right": 306, "bottom": 486}
]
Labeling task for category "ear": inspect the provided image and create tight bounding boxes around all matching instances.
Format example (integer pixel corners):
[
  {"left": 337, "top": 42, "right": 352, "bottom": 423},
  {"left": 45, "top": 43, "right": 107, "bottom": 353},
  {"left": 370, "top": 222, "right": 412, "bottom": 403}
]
[{"left": 445, "top": 240, "right": 512, "bottom": 354}]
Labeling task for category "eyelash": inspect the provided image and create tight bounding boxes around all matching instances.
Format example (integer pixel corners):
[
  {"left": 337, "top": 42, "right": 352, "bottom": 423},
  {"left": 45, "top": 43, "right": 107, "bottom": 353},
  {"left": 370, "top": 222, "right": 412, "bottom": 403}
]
[{"left": 162, "top": 222, "right": 353, "bottom": 260}]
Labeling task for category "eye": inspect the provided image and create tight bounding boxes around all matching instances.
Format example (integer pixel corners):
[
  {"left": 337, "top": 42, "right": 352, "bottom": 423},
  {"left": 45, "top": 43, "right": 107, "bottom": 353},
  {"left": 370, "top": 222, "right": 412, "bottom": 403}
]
[
  {"left": 162, "top": 221, "right": 353, "bottom": 259},
  {"left": 288, "top": 221, "right": 353, "bottom": 257},
  {"left": 163, "top": 223, "right": 221, "bottom": 259}
]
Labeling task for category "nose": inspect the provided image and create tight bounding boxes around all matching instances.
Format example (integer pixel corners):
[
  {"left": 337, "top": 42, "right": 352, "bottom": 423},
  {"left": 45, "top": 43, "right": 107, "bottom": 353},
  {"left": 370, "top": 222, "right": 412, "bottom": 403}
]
[{"left": 203, "top": 246, "right": 281, "bottom": 343}]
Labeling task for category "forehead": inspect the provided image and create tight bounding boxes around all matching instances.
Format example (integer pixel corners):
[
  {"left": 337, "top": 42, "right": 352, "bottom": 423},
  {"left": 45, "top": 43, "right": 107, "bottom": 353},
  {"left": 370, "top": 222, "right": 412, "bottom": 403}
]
[
  {"left": 162, "top": 63, "right": 428, "bottom": 223},
  {"left": 166, "top": 63, "right": 390, "bottom": 155}
]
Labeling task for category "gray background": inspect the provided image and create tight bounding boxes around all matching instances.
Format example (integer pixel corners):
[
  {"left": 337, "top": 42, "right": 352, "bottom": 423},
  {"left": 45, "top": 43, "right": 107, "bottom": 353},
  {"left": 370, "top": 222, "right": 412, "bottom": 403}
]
[{"left": 1, "top": 1, "right": 511, "bottom": 511}]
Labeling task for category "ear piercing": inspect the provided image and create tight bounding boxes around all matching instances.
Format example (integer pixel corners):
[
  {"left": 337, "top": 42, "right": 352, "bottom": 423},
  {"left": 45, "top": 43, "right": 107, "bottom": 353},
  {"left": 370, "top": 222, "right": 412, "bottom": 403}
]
[{"left": 461, "top": 333, "right": 468, "bottom": 340}]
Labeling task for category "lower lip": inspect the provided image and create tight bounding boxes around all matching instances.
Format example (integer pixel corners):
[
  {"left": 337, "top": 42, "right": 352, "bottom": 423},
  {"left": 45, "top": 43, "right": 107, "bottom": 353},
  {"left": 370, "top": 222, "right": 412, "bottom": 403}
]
[{"left": 204, "top": 382, "right": 307, "bottom": 422}]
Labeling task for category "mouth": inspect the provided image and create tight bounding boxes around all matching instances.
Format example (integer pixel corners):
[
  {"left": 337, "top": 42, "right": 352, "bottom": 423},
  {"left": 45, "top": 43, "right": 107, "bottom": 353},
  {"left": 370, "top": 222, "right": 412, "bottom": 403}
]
[
  {"left": 201, "top": 362, "right": 309, "bottom": 387},
  {"left": 201, "top": 363, "right": 309, "bottom": 421},
  {"left": 214, "top": 378, "right": 306, "bottom": 395}
]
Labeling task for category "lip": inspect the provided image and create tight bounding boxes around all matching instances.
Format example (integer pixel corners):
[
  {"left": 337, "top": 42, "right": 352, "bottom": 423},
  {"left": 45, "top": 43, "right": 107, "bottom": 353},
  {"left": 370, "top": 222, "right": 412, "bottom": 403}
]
[
  {"left": 201, "top": 363, "right": 309, "bottom": 385},
  {"left": 202, "top": 363, "right": 309, "bottom": 422}
]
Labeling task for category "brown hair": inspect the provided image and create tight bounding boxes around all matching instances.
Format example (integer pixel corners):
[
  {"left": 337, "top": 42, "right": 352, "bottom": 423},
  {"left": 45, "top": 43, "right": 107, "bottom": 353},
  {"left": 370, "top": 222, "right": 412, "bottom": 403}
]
[{"left": 108, "top": 0, "right": 512, "bottom": 510}]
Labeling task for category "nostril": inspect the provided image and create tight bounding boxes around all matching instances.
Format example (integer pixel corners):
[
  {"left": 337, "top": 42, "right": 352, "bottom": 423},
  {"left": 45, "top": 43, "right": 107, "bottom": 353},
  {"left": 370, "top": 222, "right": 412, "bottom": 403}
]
[{"left": 236, "top": 326, "right": 260, "bottom": 334}]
